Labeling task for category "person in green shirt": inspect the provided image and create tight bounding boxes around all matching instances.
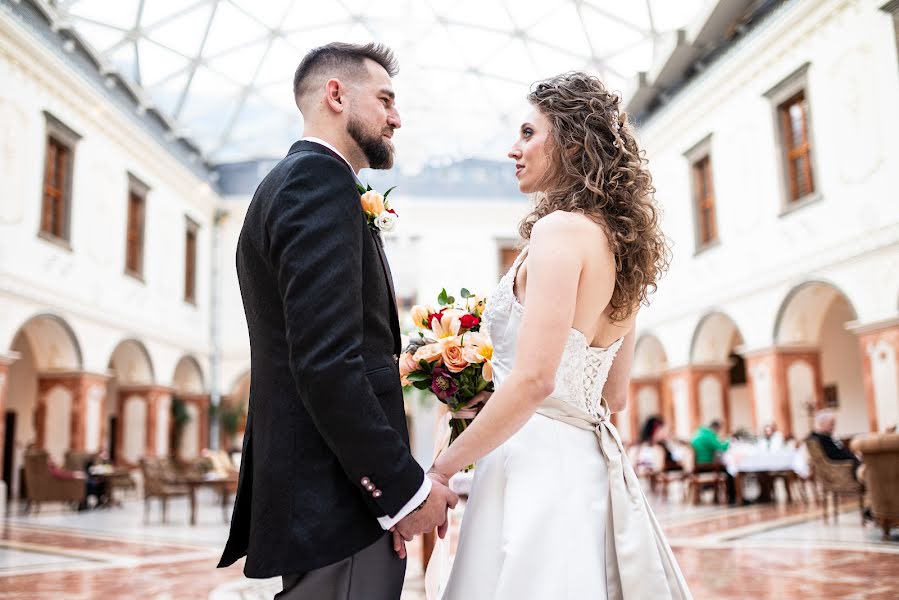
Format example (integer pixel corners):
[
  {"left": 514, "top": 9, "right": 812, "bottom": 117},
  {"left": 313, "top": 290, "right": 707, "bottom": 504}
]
[
  {"left": 691, "top": 420, "right": 737, "bottom": 504},
  {"left": 692, "top": 420, "right": 730, "bottom": 464}
]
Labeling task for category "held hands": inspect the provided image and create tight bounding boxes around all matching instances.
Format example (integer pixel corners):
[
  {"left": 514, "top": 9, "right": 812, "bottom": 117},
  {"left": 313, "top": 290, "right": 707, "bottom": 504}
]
[{"left": 390, "top": 472, "right": 459, "bottom": 557}]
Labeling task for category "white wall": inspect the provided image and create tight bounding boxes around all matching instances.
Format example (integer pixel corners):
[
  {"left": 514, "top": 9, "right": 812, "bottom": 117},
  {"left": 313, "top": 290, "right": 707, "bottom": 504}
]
[{"left": 0, "top": 14, "right": 215, "bottom": 385}]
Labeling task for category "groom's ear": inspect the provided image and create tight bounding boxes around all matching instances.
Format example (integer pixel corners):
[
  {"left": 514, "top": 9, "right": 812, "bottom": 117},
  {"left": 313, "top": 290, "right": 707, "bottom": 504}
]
[{"left": 325, "top": 78, "right": 346, "bottom": 113}]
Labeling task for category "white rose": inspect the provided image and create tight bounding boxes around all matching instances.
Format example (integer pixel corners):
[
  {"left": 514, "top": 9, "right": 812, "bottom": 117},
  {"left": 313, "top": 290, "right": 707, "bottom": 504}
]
[{"left": 375, "top": 211, "right": 397, "bottom": 232}]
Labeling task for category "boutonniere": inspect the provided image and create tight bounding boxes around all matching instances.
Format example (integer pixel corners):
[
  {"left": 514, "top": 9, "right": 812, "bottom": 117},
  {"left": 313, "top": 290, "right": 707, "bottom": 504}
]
[{"left": 358, "top": 184, "right": 398, "bottom": 232}]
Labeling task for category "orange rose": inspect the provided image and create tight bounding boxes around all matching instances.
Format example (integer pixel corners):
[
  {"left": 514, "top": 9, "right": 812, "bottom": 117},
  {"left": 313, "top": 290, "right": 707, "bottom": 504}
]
[
  {"left": 441, "top": 339, "right": 469, "bottom": 373},
  {"left": 360, "top": 191, "right": 385, "bottom": 216},
  {"left": 413, "top": 343, "right": 443, "bottom": 364}
]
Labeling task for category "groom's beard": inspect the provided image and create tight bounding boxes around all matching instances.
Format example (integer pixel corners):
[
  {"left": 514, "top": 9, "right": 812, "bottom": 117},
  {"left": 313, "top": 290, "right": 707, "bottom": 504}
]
[{"left": 347, "top": 117, "right": 394, "bottom": 169}]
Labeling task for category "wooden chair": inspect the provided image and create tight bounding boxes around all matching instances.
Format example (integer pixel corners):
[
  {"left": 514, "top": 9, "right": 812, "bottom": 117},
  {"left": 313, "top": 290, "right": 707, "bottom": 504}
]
[
  {"left": 805, "top": 437, "right": 864, "bottom": 524},
  {"left": 851, "top": 433, "right": 899, "bottom": 539},
  {"left": 139, "top": 458, "right": 190, "bottom": 524},
  {"left": 23, "top": 448, "right": 85, "bottom": 513},
  {"left": 683, "top": 445, "right": 728, "bottom": 505}
]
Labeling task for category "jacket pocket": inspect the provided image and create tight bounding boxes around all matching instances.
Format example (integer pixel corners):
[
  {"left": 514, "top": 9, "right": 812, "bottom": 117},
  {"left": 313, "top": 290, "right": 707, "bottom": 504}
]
[{"left": 365, "top": 366, "right": 398, "bottom": 396}]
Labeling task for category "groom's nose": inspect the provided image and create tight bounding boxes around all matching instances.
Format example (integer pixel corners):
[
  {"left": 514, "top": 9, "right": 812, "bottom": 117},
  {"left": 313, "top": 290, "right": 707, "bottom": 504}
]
[{"left": 387, "top": 107, "right": 401, "bottom": 130}]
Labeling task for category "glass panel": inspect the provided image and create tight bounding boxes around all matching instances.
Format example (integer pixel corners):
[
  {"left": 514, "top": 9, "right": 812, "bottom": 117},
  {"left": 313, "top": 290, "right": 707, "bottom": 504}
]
[
  {"left": 63, "top": 0, "right": 707, "bottom": 166},
  {"left": 788, "top": 101, "right": 804, "bottom": 147}
]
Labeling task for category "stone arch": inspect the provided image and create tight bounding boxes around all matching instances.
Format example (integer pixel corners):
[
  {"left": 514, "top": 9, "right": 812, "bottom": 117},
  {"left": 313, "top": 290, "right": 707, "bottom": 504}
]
[
  {"left": 108, "top": 339, "right": 155, "bottom": 385},
  {"left": 632, "top": 334, "right": 668, "bottom": 377},
  {"left": 627, "top": 334, "right": 669, "bottom": 444},
  {"left": 172, "top": 356, "right": 207, "bottom": 459},
  {"left": 172, "top": 355, "right": 205, "bottom": 394},
  {"left": 4, "top": 315, "right": 84, "bottom": 490},
  {"left": 11, "top": 313, "right": 83, "bottom": 371},
  {"left": 690, "top": 312, "right": 749, "bottom": 434},
  {"left": 774, "top": 280, "right": 859, "bottom": 345},
  {"left": 690, "top": 311, "right": 744, "bottom": 364},
  {"left": 774, "top": 281, "right": 867, "bottom": 436}
]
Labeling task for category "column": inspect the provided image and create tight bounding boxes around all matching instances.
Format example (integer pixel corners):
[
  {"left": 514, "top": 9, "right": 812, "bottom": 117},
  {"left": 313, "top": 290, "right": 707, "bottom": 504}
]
[
  {"left": 854, "top": 318, "right": 899, "bottom": 433},
  {"left": 179, "top": 393, "right": 210, "bottom": 458},
  {"left": 628, "top": 377, "right": 663, "bottom": 442},
  {"left": 744, "top": 348, "right": 822, "bottom": 439},
  {"left": 117, "top": 385, "right": 174, "bottom": 464},
  {"left": 689, "top": 366, "right": 731, "bottom": 433},
  {"left": 36, "top": 371, "right": 109, "bottom": 462},
  {"left": 662, "top": 368, "right": 696, "bottom": 440}
]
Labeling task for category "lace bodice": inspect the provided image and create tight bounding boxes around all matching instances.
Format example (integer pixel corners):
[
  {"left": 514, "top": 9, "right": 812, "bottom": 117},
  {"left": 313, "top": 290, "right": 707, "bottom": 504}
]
[{"left": 482, "top": 248, "right": 623, "bottom": 419}]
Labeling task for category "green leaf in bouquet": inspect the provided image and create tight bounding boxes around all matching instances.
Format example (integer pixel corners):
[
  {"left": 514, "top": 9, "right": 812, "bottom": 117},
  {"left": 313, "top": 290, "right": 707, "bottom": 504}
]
[
  {"left": 383, "top": 185, "right": 396, "bottom": 198},
  {"left": 412, "top": 380, "right": 431, "bottom": 390},
  {"left": 418, "top": 359, "right": 433, "bottom": 373},
  {"left": 406, "top": 372, "right": 431, "bottom": 382},
  {"left": 438, "top": 288, "right": 448, "bottom": 306},
  {"left": 356, "top": 183, "right": 367, "bottom": 195},
  {"left": 446, "top": 296, "right": 455, "bottom": 305},
  {"left": 367, "top": 184, "right": 373, "bottom": 191},
  {"left": 460, "top": 288, "right": 471, "bottom": 299}
]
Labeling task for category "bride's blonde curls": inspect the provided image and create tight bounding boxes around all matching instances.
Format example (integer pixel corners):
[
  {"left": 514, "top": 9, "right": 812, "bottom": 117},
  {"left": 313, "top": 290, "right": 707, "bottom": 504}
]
[{"left": 520, "top": 72, "right": 670, "bottom": 321}]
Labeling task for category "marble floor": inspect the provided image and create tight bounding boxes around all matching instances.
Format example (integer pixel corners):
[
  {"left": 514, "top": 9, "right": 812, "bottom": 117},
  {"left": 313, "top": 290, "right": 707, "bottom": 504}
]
[{"left": 0, "top": 488, "right": 896, "bottom": 599}]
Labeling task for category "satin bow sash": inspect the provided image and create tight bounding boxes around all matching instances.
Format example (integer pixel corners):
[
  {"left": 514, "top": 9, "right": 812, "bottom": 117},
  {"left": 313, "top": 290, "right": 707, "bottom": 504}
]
[
  {"left": 535, "top": 397, "right": 693, "bottom": 600},
  {"left": 425, "top": 399, "right": 693, "bottom": 600}
]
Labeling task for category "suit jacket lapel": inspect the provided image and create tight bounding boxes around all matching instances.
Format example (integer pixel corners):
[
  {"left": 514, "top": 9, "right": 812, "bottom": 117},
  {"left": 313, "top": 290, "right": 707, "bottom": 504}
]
[{"left": 371, "top": 229, "right": 402, "bottom": 355}]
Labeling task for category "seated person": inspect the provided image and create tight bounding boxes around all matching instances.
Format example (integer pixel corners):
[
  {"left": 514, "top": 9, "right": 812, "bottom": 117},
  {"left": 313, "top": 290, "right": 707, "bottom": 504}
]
[
  {"left": 639, "top": 416, "right": 683, "bottom": 474},
  {"left": 808, "top": 409, "right": 862, "bottom": 480},
  {"left": 758, "top": 422, "right": 785, "bottom": 451},
  {"left": 691, "top": 420, "right": 737, "bottom": 504}
]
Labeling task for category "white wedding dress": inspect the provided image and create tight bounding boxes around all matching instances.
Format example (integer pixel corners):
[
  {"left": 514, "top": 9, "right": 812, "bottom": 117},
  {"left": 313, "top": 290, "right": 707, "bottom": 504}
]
[{"left": 433, "top": 248, "right": 692, "bottom": 600}]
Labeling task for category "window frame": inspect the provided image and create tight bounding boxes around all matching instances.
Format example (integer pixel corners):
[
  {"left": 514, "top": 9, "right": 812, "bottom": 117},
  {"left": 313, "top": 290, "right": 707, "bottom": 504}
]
[
  {"left": 763, "top": 63, "right": 821, "bottom": 214},
  {"left": 38, "top": 112, "right": 80, "bottom": 248},
  {"left": 683, "top": 134, "right": 719, "bottom": 254},
  {"left": 124, "top": 174, "right": 149, "bottom": 281},
  {"left": 184, "top": 217, "right": 199, "bottom": 305}
]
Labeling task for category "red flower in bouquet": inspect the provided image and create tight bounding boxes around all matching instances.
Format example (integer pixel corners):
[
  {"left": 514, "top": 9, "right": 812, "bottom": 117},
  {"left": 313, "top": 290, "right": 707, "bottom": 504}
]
[
  {"left": 459, "top": 314, "right": 480, "bottom": 330},
  {"left": 431, "top": 367, "right": 458, "bottom": 400}
]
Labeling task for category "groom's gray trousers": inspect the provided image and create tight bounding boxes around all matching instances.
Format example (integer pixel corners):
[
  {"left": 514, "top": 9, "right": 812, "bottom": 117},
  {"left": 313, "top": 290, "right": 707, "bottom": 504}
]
[{"left": 274, "top": 533, "right": 406, "bottom": 600}]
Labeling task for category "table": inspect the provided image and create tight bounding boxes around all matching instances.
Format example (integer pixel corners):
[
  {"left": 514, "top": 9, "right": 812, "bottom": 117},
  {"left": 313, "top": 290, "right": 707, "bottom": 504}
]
[
  {"left": 722, "top": 443, "right": 809, "bottom": 503},
  {"left": 180, "top": 474, "right": 238, "bottom": 526}
]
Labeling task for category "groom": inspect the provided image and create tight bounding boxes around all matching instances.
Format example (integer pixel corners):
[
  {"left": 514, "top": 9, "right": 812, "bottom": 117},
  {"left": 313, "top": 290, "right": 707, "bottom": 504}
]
[{"left": 218, "top": 42, "right": 458, "bottom": 598}]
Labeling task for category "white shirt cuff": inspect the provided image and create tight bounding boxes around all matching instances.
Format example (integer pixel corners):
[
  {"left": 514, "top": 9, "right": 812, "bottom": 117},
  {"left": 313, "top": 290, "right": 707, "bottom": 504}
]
[{"left": 377, "top": 475, "right": 432, "bottom": 530}]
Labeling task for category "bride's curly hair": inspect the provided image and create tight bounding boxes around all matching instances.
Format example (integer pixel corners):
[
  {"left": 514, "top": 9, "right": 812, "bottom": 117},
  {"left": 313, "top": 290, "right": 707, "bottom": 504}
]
[{"left": 521, "top": 71, "right": 670, "bottom": 321}]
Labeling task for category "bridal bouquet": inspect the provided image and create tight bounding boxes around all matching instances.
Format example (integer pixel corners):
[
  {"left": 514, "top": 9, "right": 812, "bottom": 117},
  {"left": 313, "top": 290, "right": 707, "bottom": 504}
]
[{"left": 399, "top": 288, "right": 494, "bottom": 448}]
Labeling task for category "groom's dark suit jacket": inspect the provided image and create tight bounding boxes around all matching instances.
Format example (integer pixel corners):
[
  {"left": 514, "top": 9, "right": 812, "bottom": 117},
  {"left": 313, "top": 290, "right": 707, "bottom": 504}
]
[{"left": 218, "top": 141, "right": 423, "bottom": 578}]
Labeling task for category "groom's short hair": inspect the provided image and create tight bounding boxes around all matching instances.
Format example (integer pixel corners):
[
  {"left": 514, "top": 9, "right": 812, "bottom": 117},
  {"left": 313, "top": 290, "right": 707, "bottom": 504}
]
[{"left": 293, "top": 42, "right": 398, "bottom": 107}]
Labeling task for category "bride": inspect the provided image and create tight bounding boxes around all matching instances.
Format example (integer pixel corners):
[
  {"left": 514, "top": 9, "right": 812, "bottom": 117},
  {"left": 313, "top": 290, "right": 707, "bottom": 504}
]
[{"left": 424, "top": 72, "right": 691, "bottom": 599}]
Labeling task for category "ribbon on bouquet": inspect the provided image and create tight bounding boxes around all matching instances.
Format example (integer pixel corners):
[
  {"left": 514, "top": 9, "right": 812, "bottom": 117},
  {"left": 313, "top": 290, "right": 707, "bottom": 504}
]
[{"left": 535, "top": 397, "right": 693, "bottom": 600}]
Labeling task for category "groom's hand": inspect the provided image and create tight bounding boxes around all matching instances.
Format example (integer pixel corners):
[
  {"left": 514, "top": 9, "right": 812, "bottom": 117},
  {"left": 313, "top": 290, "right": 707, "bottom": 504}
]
[{"left": 392, "top": 478, "right": 458, "bottom": 541}]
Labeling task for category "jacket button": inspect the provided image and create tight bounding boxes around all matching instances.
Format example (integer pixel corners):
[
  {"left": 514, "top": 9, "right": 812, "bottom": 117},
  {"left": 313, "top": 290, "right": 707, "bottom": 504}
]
[
  {"left": 361, "top": 477, "right": 371, "bottom": 486},
  {"left": 372, "top": 489, "right": 382, "bottom": 498}
]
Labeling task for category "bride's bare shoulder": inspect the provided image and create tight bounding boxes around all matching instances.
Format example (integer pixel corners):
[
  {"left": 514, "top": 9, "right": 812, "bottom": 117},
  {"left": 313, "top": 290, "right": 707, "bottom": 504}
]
[{"left": 532, "top": 211, "right": 611, "bottom": 256}]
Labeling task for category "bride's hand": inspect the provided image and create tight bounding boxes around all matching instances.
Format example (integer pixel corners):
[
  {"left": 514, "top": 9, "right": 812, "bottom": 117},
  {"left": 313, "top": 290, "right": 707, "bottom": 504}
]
[
  {"left": 468, "top": 390, "right": 492, "bottom": 409},
  {"left": 454, "top": 391, "right": 493, "bottom": 419}
]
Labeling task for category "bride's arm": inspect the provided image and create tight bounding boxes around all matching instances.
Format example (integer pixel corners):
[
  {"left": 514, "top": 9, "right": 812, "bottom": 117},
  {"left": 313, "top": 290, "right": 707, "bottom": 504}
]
[{"left": 430, "top": 214, "right": 603, "bottom": 478}]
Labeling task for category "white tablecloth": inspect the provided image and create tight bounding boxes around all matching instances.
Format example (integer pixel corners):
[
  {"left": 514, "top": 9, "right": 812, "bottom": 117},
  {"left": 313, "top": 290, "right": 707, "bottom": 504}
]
[{"left": 722, "top": 443, "right": 809, "bottom": 478}]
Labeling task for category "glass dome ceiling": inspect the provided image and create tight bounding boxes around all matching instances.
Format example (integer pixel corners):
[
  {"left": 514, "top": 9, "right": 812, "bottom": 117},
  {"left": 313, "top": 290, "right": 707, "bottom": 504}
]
[{"left": 54, "top": 0, "right": 707, "bottom": 169}]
